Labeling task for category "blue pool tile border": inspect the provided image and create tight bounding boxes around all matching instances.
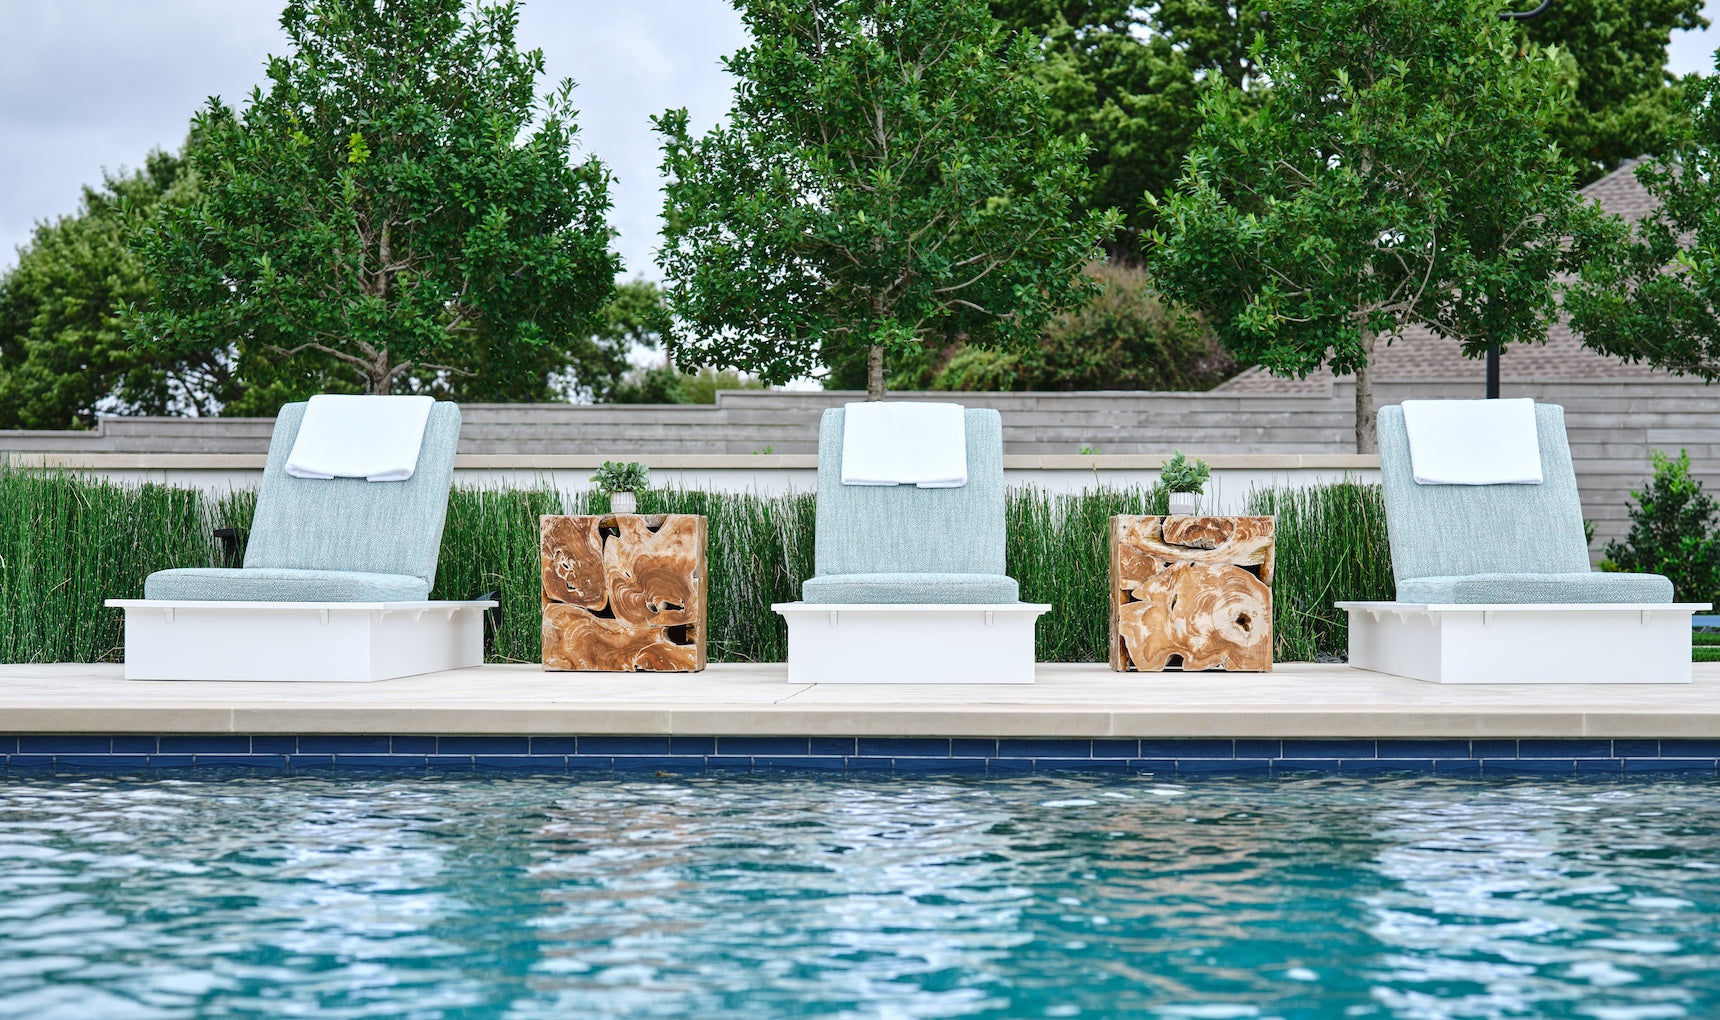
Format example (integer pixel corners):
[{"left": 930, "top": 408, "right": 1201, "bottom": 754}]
[{"left": 2, "top": 736, "right": 1719, "bottom": 777}]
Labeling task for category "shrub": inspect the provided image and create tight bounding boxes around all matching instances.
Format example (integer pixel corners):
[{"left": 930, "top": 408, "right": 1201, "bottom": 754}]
[
  {"left": 1604, "top": 450, "right": 1720, "bottom": 604},
  {"left": 609, "top": 365, "right": 766, "bottom": 404},
  {"left": 827, "top": 261, "right": 1238, "bottom": 393}
]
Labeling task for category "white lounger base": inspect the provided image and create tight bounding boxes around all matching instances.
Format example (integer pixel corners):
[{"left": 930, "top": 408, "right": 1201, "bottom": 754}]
[
  {"left": 772, "top": 602, "right": 1052, "bottom": 684},
  {"left": 1336, "top": 601, "right": 1711, "bottom": 685},
  {"left": 106, "top": 599, "right": 495, "bottom": 682}
]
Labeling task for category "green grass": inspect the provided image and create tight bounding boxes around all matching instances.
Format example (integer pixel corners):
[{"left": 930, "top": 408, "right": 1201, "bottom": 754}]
[
  {"left": 1246, "top": 481, "right": 1395, "bottom": 661},
  {"left": 431, "top": 485, "right": 566, "bottom": 663},
  {"left": 0, "top": 469, "right": 1395, "bottom": 664},
  {"left": 1008, "top": 486, "right": 1166, "bottom": 662},
  {"left": 0, "top": 469, "right": 216, "bottom": 662}
]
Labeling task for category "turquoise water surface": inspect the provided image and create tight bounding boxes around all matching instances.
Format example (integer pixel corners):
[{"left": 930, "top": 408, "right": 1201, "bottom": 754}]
[{"left": 0, "top": 773, "right": 1717, "bottom": 1019}]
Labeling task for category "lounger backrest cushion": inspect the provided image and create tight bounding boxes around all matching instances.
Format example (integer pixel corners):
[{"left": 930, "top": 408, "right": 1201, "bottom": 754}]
[
  {"left": 1378, "top": 402, "right": 1591, "bottom": 582},
  {"left": 243, "top": 400, "right": 461, "bottom": 585},
  {"left": 815, "top": 406, "right": 1006, "bottom": 576}
]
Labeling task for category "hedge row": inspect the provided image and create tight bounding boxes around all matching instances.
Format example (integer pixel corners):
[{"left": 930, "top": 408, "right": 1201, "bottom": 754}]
[{"left": 0, "top": 470, "right": 1392, "bottom": 664}]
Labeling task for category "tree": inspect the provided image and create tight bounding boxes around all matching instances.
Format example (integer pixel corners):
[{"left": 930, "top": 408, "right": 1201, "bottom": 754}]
[
  {"left": 1146, "top": 0, "right": 1603, "bottom": 453},
  {"left": 656, "top": 0, "right": 1117, "bottom": 401},
  {"left": 988, "top": 2, "right": 1217, "bottom": 257},
  {"left": 127, "top": 0, "right": 618, "bottom": 399},
  {"left": 995, "top": 1, "right": 1699, "bottom": 261},
  {"left": 1519, "top": 0, "right": 1705, "bottom": 185},
  {"left": 1567, "top": 70, "right": 1720, "bottom": 382},
  {"left": 0, "top": 148, "right": 238, "bottom": 428}
]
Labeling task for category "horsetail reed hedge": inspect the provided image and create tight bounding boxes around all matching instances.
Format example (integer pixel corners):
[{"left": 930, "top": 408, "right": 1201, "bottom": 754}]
[
  {"left": 1246, "top": 482, "right": 1395, "bottom": 662},
  {"left": 0, "top": 468, "right": 1390, "bottom": 665}
]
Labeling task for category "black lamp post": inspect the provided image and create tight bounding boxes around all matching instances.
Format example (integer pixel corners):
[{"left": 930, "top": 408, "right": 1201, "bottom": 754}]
[{"left": 1484, "top": 0, "right": 1552, "bottom": 397}]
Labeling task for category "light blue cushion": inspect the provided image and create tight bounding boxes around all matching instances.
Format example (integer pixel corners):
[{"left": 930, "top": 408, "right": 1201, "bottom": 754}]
[
  {"left": 1397, "top": 572, "right": 1674, "bottom": 605},
  {"left": 145, "top": 567, "right": 430, "bottom": 602},
  {"left": 802, "top": 572, "right": 1020, "bottom": 604},
  {"left": 143, "top": 400, "right": 460, "bottom": 603},
  {"left": 1378, "top": 403, "right": 1672, "bottom": 605},
  {"left": 816, "top": 407, "right": 1007, "bottom": 576},
  {"left": 811, "top": 407, "right": 1021, "bottom": 605}
]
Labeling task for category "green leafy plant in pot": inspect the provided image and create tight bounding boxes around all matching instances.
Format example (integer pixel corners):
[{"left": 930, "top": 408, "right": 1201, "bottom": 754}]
[
  {"left": 590, "top": 461, "right": 650, "bottom": 514},
  {"left": 1160, "top": 451, "right": 1211, "bottom": 516}
]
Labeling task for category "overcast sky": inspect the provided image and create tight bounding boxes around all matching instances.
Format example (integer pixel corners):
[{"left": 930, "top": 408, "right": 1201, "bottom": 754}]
[{"left": 3, "top": 0, "right": 1718, "bottom": 280}]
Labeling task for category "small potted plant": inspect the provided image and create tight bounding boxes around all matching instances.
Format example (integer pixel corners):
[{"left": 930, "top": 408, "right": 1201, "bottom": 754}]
[
  {"left": 590, "top": 461, "right": 649, "bottom": 514},
  {"left": 1159, "top": 451, "right": 1210, "bottom": 516}
]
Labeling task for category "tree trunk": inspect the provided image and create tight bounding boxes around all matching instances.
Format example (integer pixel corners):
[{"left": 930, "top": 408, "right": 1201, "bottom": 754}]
[
  {"left": 364, "top": 353, "right": 394, "bottom": 395},
  {"left": 1354, "top": 325, "right": 1377, "bottom": 454},
  {"left": 866, "top": 344, "right": 886, "bottom": 401}
]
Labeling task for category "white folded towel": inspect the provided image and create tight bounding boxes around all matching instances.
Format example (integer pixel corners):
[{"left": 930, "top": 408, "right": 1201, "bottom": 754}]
[
  {"left": 1401, "top": 398, "right": 1543, "bottom": 485},
  {"left": 285, "top": 394, "right": 437, "bottom": 482},
  {"left": 840, "top": 401, "right": 968, "bottom": 488}
]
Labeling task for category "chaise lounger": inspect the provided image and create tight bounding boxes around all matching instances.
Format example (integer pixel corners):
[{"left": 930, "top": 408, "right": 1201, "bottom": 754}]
[
  {"left": 772, "top": 404, "right": 1050, "bottom": 684},
  {"left": 1337, "top": 400, "right": 1709, "bottom": 684},
  {"left": 107, "top": 398, "right": 494, "bottom": 682}
]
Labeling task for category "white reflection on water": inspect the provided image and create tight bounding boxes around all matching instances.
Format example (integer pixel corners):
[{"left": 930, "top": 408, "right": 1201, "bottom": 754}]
[
  {"left": 1363, "top": 785, "right": 1720, "bottom": 1020},
  {"left": 0, "top": 773, "right": 1715, "bottom": 1019}
]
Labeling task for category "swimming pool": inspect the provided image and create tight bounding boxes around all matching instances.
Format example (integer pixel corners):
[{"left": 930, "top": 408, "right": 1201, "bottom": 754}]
[{"left": 0, "top": 773, "right": 1716, "bottom": 1018}]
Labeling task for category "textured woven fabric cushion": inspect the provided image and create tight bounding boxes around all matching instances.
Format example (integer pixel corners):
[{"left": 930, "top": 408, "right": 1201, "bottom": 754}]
[
  {"left": 1378, "top": 402, "right": 1672, "bottom": 605},
  {"left": 815, "top": 407, "right": 1007, "bottom": 577},
  {"left": 801, "top": 572, "right": 1020, "bottom": 604},
  {"left": 244, "top": 400, "right": 459, "bottom": 582},
  {"left": 1396, "top": 572, "right": 1674, "bottom": 605},
  {"left": 144, "top": 567, "right": 431, "bottom": 602},
  {"left": 1379, "top": 402, "right": 1592, "bottom": 580},
  {"left": 142, "top": 400, "right": 460, "bottom": 603}
]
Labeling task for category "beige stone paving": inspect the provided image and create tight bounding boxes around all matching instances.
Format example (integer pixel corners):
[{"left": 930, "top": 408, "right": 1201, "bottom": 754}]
[{"left": 1, "top": 661, "right": 1717, "bottom": 738}]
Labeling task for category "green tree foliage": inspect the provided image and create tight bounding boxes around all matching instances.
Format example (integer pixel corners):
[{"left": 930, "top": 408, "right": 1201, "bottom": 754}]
[
  {"left": 997, "top": 1, "right": 1698, "bottom": 258},
  {"left": 848, "top": 260, "right": 1232, "bottom": 391},
  {"left": 1519, "top": 0, "right": 1704, "bottom": 184},
  {"left": 656, "top": 0, "right": 1118, "bottom": 400},
  {"left": 0, "top": 149, "right": 238, "bottom": 428},
  {"left": 989, "top": 1, "right": 1224, "bottom": 256},
  {"left": 1604, "top": 450, "right": 1720, "bottom": 605},
  {"left": 127, "top": 0, "right": 618, "bottom": 403},
  {"left": 1146, "top": 0, "right": 1602, "bottom": 452},
  {"left": 1568, "top": 72, "right": 1720, "bottom": 382}
]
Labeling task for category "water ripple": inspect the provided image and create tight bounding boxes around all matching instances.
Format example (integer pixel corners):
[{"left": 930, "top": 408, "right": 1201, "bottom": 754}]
[{"left": 0, "top": 774, "right": 1715, "bottom": 1018}]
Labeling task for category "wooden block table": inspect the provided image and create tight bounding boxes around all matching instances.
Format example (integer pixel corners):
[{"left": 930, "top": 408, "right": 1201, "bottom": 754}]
[
  {"left": 1109, "top": 515, "right": 1275, "bottom": 672},
  {"left": 540, "top": 514, "right": 707, "bottom": 671}
]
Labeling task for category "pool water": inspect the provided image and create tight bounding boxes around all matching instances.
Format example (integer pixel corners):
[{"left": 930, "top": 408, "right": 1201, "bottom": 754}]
[{"left": 0, "top": 773, "right": 1717, "bottom": 1019}]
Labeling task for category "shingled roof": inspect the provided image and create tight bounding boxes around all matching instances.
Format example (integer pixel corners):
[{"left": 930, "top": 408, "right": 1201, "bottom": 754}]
[{"left": 1215, "top": 158, "right": 1676, "bottom": 394}]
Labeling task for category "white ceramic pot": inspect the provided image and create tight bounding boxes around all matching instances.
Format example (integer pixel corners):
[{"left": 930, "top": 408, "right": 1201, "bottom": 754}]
[
  {"left": 610, "top": 491, "right": 638, "bottom": 514},
  {"left": 1167, "top": 492, "right": 1199, "bottom": 516}
]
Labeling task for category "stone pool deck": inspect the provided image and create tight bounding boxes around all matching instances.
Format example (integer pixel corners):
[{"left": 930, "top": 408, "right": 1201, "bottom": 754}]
[
  {"left": 3, "top": 662, "right": 1719, "bottom": 775},
  {"left": 2, "top": 661, "right": 1719, "bottom": 738}
]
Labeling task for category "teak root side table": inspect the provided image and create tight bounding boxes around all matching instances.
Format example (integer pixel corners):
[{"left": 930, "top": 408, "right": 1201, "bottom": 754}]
[
  {"left": 1109, "top": 514, "right": 1275, "bottom": 672},
  {"left": 540, "top": 513, "right": 708, "bottom": 671}
]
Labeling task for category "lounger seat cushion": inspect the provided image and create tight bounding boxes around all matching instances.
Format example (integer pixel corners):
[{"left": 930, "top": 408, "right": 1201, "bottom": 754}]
[
  {"left": 1396, "top": 571, "right": 1674, "bottom": 605},
  {"left": 801, "top": 572, "right": 1020, "bottom": 604},
  {"left": 144, "top": 567, "right": 431, "bottom": 603}
]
